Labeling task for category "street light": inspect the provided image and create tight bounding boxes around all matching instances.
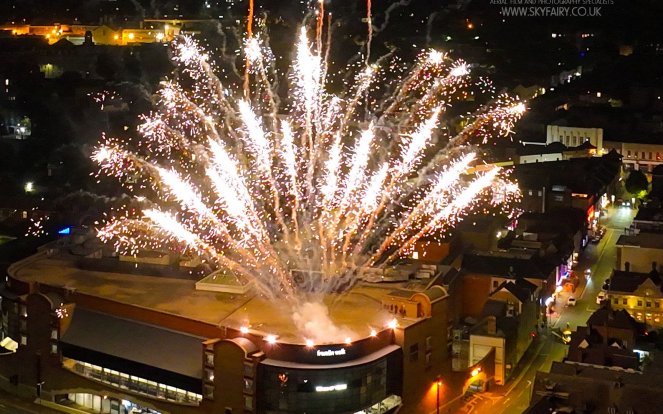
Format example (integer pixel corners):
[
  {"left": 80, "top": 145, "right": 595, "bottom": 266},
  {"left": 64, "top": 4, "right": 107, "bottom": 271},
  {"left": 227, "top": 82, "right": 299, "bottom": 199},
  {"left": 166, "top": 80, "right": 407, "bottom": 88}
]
[{"left": 436, "top": 375, "right": 442, "bottom": 414}]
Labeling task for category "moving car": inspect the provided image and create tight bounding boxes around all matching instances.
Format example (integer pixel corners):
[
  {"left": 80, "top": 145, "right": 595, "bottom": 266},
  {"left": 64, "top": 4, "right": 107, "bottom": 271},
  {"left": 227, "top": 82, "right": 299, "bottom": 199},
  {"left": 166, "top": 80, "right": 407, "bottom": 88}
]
[{"left": 567, "top": 296, "right": 577, "bottom": 307}]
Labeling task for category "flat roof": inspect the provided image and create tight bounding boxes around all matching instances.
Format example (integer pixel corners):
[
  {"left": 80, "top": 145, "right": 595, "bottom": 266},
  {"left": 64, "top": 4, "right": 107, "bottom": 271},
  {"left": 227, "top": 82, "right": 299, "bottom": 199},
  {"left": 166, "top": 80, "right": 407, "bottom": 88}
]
[
  {"left": 9, "top": 253, "right": 399, "bottom": 344},
  {"left": 617, "top": 232, "right": 663, "bottom": 249}
]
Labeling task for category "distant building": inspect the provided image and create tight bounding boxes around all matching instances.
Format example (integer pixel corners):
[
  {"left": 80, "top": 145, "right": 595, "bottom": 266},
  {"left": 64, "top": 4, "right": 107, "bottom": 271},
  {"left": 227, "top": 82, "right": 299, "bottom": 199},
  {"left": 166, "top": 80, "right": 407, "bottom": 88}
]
[
  {"left": 514, "top": 153, "right": 621, "bottom": 223},
  {"left": 616, "top": 231, "right": 663, "bottom": 273},
  {"left": 546, "top": 125, "right": 604, "bottom": 152},
  {"left": 526, "top": 359, "right": 663, "bottom": 414},
  {"left": 566, "top": 305, "right": 643, "bottom": 369},
  {"left": 460, "top": 249, "right": 553, "bottom": 318},
  {"left": 469, "top": 279, "right": 539, "bottom": 384},
  {"left": 605, "top": 268, "right": 663, "bottom": 327}
]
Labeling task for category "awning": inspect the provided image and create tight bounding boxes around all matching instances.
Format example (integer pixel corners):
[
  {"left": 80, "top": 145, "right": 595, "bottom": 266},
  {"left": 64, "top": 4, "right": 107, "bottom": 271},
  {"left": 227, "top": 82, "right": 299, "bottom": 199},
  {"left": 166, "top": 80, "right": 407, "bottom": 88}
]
[{"left": 61, "top": 308, "right": 205, "bottom": 392}]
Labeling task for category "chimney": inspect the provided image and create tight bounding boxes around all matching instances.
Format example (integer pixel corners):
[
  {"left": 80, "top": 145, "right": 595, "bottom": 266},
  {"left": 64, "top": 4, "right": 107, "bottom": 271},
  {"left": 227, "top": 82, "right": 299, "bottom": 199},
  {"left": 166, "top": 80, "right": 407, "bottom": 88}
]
[{"left": 487, "top": 316, "right": 497, "bottom": 335}]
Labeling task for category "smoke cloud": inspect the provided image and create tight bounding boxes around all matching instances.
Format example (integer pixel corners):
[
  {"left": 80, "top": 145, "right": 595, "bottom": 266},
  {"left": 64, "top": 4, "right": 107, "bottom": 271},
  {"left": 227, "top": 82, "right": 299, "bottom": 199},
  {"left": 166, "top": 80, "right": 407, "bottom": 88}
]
[{"left": 292, "top": 302, "right": 356, "bottom": 344}]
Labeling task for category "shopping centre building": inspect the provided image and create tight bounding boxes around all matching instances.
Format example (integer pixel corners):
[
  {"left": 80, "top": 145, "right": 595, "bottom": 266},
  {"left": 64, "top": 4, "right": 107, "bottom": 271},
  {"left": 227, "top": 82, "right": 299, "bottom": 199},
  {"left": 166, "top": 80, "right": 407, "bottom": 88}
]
[{"left": 0, "top": 230, "right": 469, "bottom": 414}]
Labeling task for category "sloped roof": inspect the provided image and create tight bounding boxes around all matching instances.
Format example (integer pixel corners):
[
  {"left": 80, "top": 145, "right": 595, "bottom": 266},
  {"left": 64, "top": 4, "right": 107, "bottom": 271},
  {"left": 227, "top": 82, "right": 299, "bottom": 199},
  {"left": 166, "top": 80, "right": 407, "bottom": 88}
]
[
  {"left": 587, "top": 306, "right": 644, "bottom": 333},
  {"left": 61, "top": 307, "right": 205, "bottom": 379},
  {"left": 609, "top": 270, "right": 651, "bottom": 293}
]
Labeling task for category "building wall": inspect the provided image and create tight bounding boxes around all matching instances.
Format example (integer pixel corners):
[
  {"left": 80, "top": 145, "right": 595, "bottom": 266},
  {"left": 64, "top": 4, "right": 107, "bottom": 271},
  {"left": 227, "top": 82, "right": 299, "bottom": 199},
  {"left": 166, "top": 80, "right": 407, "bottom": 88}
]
[
  {"left": 469, "top": 335, "right": 505, "bottom": 385},
  {"left": 604, "top": 141, "right": 663, "bottom": 172},
  {"left": 546, "top": 125, "right": 603, "bottom": 151},
  {"left": 460, "top": 274, "right": 493, "bottom": 319},
  {"left": 395, "top": 299, "right": 449, "bottom": 414},
  {"left": 617, "top": 245, "right": 663, "bottom": 273}
]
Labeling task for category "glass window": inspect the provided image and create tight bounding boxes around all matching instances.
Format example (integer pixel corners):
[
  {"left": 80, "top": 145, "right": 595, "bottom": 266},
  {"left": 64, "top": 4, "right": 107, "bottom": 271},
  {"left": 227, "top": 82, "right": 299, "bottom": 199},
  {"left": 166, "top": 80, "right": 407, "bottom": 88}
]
[
  {"left": 51, "top": 329, "right": 58, "bottom": 339},
  {"left": 623, "top": 298, "right": 627, "bottom": 305},
  {"left": 409, "top": 343, "right": 419, "bottom": 362},
  {"left": 425, "top": 336, "right": 432, "bottom": 351},
  {"left": 205, "top": 352, "right": 214, "bottom": 367},
  {"left": 647, "top": 301, "right": 652, "bottom": 308},
  {"left": 204, "top": 384, "right": 214, "bottom": 399},
  {"left": 50, "top": 344, "right": 57, "bottom": 354},
  {"left": 243, "top": 362, "right": 253, "bottom": 377},
  {"left": 243, "top": 378, "right": 253, "bottom": 393},
  {"left": 20, "top": 335, "right": 26, "bottom": 346},
  {"left": 205, "top": 368, "right": 214, "bottom": 382},
  {"left": 244, "top": 395, "right": 253, "bottom": 410},
  {"left": 638, "top": 300, "right": 643, "bottom": 307},
  {"left": 613, "top": 298, "right": 619, "bottom": 305}
]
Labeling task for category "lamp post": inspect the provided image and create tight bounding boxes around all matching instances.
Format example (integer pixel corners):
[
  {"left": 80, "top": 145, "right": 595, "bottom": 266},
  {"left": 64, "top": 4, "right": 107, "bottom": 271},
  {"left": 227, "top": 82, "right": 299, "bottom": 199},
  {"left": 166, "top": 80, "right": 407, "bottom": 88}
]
[{"left": 436, "top": 375, "right": 442, "bottom": 414}]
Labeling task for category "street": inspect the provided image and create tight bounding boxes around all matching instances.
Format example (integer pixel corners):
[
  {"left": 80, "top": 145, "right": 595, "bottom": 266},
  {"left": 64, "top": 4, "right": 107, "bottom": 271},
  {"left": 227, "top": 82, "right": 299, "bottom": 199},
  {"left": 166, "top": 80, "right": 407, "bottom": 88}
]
[{"left": 456, "top": 206, "right": 636, "bottom": 414}]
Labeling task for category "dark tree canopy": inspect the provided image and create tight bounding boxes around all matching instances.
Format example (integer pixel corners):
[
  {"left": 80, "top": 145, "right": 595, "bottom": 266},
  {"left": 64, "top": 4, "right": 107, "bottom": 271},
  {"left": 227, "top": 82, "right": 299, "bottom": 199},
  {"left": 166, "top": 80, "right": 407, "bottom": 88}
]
[{"left": 625, "top": 169, "right": 649, "bottom": 198}]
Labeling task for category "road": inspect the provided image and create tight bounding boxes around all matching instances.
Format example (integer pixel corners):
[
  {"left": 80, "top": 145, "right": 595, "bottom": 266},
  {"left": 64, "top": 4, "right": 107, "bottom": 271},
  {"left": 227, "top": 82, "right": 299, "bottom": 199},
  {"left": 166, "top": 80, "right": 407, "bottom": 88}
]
[
  {"left": 456, "top": 206, "right": 636, "bottom": 414},
  {"left": 0, "top": 389, "right": 63, "bottom": 414}
]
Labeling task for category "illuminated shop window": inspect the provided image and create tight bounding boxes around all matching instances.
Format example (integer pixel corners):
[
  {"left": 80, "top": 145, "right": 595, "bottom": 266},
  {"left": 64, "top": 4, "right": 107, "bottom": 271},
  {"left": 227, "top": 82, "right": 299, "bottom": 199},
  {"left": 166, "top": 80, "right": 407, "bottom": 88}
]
[{"left": 64, "top": 358, "right": 202, "bottom": 404}]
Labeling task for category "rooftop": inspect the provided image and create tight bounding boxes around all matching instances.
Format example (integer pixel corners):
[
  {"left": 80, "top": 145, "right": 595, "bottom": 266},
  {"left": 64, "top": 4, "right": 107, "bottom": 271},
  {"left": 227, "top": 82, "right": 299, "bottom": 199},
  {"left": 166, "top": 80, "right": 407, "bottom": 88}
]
[
  {"left": 617, "top": 231, "right": 663, "bottom": 249},
  {"left": 8, "top": 251, "right": 406, "bottom": 345}
]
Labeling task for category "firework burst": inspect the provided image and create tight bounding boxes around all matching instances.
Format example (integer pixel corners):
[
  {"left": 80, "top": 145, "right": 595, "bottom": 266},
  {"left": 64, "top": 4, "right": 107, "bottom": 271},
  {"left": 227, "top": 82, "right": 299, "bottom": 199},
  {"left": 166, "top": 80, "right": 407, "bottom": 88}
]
[{"left": 93, "top": 28, "right": 523, "bottom": 324}]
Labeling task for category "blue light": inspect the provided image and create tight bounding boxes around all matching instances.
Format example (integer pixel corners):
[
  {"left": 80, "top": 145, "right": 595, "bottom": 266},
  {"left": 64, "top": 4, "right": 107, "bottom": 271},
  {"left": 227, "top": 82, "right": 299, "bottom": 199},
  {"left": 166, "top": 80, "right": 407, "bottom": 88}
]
[{"left": 57, "top": 227, "right": 71, "bottom": 235}]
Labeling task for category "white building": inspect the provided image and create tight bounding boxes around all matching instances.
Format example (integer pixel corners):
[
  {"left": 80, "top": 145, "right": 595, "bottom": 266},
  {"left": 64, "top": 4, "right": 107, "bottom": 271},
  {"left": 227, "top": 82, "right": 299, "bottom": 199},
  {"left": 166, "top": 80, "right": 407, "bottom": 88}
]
[{"left": 546, "top": 125, "right": 604, "bottom": 152}]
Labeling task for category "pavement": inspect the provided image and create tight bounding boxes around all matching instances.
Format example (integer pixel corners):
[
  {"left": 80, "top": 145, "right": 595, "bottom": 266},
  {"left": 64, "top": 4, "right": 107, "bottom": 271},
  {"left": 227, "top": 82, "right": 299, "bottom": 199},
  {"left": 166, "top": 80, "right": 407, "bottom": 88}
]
[
  {"left": 452, "top": 205, "right": 636, "bottom": 414},
  {"left": 0, "top": 388, "right": 64, "bottom": 414}
]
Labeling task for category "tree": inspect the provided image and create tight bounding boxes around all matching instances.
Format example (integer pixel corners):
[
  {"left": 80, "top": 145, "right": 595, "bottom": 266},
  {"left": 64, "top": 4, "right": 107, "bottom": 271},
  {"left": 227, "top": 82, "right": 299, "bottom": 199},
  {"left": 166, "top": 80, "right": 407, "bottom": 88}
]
[{"left": 625, "top": 169, "right": 649, "bottom": 199}]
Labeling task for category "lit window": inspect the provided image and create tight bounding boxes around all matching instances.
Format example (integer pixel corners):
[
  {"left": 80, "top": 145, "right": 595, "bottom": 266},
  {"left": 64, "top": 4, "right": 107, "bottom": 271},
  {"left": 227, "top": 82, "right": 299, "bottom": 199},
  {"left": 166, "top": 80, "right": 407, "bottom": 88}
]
[
  {"left": 50, "top": 344, "right": 57, "bottom": 354},
  {"left": 51, "top": 329, "right": 57, "bottom": 340},
  {"left": 20, "top": 335, "right": 27, "bottom": 346},
  {"left": 205, "top": 368, "right": 214, "bottom": 382}
]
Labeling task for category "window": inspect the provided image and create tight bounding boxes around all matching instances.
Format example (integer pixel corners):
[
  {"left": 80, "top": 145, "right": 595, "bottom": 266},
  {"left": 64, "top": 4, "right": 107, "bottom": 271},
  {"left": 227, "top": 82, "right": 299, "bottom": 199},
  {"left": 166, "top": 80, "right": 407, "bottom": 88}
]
[
  {"left": 50, "top": 344, "right": 57, "bottom": 354},
  {"left": 537, "top": 190, "right": 542, "bottom": 197},
  {"left": 51, "top": 329, "right": 58, "bottom": 340},
  {"left": 623, "top": 298, "right": 627, "bottom": 305},
  {"left": 638, "top": 300, "right": 643, "bottom": 307},
  {"left": 425, "top": 352, "right": 432, "bottom": 367},
  {"left": 528, "top": 190, "right": 533, "bottom": 196},
  {"left": 204, "top": 385, "right": 214, "bottom": 399},
  {"left": 205, "top": 368, "right": 214, "bottom": 382},
  {"left": 613, "top": 298, "right": 619, "bottom": 305},
  {"left": 243, "top": 362, "right": 253, "bottom": 377},
  {"left": 656, "top": 301, "right": 661, "bottom": 308},
  {"left": 243, "top": 378, "right": 253, "bottom": 393},
  {"left": 425, "top": 336, "right": 433, "bottom": 351},
  {"left": 244, "top": 395, "right": 253, "bottom": 410},
  {"left": 627, "top": 150, "right": 631, "bottom": 157},
  {"left": 20, "top": 335, "right": 26, "bottom": 346},
  {"left": 492, "top": 280, "right": 499, "bottom": 288},
  {"left": 650, "top": 152, "right": 653, "bottom": 160},
  {"left": 647, "top": 301, "right": 652, "bottom": 308},
  {"left": 409, "top": 343, "right": 419, "bottom": 362},
  {"left": 205, "top": 352, "right": 214, "bottom": 367}
]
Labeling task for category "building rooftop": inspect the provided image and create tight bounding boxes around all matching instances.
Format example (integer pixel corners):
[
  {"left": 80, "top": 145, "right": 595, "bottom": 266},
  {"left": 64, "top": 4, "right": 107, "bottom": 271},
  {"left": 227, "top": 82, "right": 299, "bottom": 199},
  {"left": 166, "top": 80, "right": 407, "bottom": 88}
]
[
  {"left": 461, "top": 250, "right": 557, "bottom": 280},
  {"left": 617, "top": 231, "right": 663, "bottom": 249},
  {"left": 8, "top": 251, "right": 405, "bottom": 345}
]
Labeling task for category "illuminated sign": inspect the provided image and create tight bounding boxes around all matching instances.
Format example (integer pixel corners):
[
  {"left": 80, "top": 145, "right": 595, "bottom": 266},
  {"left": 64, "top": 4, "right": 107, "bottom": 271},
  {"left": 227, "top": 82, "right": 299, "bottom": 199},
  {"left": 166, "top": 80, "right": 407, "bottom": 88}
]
[
  {"left": 316, "top": 348, "right": 346, "bottom": 357},
  {"left": 315, "top": 384, "right": 347, "bottom": 392}
]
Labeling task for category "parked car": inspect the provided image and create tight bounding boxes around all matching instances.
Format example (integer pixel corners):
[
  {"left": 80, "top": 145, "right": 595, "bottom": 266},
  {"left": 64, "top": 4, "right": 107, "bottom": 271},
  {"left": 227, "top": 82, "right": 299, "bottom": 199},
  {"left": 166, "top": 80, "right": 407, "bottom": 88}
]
[
  {"left": 596, "top": 291, "right": 607, "bottom": 304},
  {"left": 567, "top": 296, "right": 577, "bottom": 307}
]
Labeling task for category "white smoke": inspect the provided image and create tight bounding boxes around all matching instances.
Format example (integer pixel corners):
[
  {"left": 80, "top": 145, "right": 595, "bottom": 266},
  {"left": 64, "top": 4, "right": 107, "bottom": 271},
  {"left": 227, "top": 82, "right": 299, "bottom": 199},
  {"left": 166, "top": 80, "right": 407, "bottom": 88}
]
[{"left": 292, "top": 302, "right": 356, "bottom": 344}]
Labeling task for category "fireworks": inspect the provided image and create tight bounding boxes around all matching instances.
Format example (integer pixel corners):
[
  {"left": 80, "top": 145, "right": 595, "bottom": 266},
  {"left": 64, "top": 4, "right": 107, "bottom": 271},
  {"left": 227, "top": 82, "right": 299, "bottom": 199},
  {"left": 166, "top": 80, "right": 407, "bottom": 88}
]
[{"left": 93, "top": 27, "right": 524, "bottom": 313}]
